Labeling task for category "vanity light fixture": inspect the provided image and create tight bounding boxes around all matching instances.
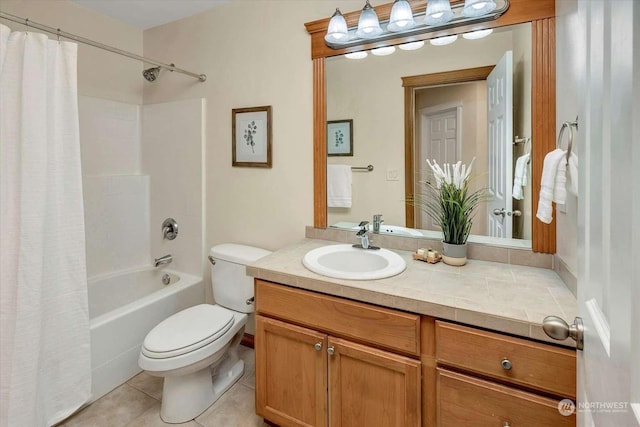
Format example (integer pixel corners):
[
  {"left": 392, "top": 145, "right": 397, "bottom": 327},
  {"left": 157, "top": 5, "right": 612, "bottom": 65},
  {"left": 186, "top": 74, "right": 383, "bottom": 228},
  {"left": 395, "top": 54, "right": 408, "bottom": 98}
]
[
  {"left": 345, "top": 51, "right": 369, "bottom": 59},
  {"left": 356, "top": 0, "right": 383, "bottom": 39},
  {"left": 387, "top": 0, "right": 415, "bottom": 32},
  {"left": 398, "top": 40, "right": 425, "bottom": 50},
  {"left": 462, "top": 0, "right": 497, "bottom": 17},
  {"left": 430, "top": 34, "right": 458, "bottom": 46},
  {"left": 462, "top": 28, "right": 494, "bottom": 39},
  {"left": 370, "top": 45, "right": 396, "bottom": 56},
  {"left": 325, "top": 8, "right": 349, "bottom": 44},
  {"left": 424, "top": 0, "right": 454, "bottom": 25},
  {"left": 323, "top": 0, "right": 508, "bottom": 50}
]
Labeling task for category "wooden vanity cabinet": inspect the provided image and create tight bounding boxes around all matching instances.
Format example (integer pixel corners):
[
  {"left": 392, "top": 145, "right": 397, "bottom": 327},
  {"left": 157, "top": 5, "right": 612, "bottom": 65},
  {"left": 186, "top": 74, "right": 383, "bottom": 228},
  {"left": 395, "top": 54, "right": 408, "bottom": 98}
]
[
  {"left": 254, "top": 280, "right": 576, "bottom": 427},
  {"left": 255, "top": 280, "right": 421, "bottom": 427}
]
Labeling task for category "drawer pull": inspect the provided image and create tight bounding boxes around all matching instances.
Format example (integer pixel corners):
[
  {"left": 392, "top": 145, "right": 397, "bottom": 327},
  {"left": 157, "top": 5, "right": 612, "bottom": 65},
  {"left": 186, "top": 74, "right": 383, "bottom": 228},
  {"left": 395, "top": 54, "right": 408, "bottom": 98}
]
[
  {"left": 503, "top": 422, "right": 511, "bottom": 427},
  {"left": 327, "top": 346, "right": 335, "bottom": 356},
  {"left": 314, "top": 342, "right": 322, "bottom": 351},
  {"left": 501, "top": 358, "right": 513, "bottom": 370}
]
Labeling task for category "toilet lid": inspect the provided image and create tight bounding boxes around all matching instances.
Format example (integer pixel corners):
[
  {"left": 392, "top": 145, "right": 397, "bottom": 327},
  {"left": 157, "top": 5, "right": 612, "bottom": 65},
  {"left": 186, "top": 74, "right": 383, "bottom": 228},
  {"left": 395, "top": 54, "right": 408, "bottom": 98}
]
[{"left": 142, "top": 304, "right": 234, "bottom": 359}]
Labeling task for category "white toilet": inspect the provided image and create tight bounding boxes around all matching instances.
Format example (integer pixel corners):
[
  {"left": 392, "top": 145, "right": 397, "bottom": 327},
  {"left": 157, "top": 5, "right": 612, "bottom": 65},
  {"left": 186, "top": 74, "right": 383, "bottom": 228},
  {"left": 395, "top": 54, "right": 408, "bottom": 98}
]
[{"left": 138, "top": 244, "right": 271, "bottom": 423}]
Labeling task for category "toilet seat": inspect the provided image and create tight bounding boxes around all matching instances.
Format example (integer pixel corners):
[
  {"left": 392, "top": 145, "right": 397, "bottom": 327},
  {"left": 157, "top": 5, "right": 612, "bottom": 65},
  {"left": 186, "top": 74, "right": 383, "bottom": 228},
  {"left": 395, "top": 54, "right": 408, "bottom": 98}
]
[{"left": 142, "top": 304, "right": 234, "bottom": 359}]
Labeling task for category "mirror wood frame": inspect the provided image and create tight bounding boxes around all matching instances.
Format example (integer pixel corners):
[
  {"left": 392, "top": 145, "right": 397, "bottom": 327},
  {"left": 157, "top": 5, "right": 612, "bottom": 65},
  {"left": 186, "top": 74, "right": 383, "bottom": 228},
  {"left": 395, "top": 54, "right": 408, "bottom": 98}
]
[{"left": 305, "top": 0, "right": 557, "bottom": 253}]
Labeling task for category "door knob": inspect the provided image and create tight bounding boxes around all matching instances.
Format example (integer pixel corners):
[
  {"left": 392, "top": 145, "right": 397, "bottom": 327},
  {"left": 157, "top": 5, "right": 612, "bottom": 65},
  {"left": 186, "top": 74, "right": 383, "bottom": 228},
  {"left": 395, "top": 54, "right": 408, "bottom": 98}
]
[
  {"left": 542, "top": 316, "right": 584, "bottom": 350},
  {"left": 493, "top": 208, "right": 506, "bottom": 217}
]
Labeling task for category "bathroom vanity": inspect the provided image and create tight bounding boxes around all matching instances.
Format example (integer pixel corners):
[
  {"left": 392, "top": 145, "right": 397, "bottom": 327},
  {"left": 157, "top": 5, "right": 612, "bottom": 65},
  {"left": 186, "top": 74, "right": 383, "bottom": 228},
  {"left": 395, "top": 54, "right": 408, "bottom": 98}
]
[{"left": 248, "top": 239, "right": 577, "bottom": 427}]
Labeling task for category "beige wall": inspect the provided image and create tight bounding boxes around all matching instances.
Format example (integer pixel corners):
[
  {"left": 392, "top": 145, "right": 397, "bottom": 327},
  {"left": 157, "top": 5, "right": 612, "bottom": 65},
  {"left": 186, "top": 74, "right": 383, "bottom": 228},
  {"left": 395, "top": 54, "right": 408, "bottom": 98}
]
[
  {"left": 326, "top": 30, "right": 513, "bottom": 228},
  {"left": 554, "top": 0, "right": 579, "bottom": 274},
  {"left": 1, "top": 0, "right": 143, "bottom": 104},
  {"left": 512, "top": 23, "right": 533, "bottom": 240},
  {"left": 141, "top": 1, "right": 364, "bottom": 257},
  {"left": 415, "top": 82, "right": 488, "bottom": 236}
]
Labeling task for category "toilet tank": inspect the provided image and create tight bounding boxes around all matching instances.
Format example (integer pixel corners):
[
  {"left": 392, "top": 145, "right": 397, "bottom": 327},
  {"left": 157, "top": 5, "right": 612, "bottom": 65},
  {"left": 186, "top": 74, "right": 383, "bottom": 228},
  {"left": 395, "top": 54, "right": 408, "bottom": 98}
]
[{"left": 210, "top": 244, "right": 272, "bottom": 313}]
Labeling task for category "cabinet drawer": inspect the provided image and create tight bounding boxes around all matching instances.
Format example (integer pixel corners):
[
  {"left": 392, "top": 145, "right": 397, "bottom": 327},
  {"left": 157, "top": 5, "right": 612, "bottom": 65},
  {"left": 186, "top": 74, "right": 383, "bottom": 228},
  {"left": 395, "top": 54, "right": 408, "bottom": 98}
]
[
  {"left": 255, "top": 280, "right": 420, "bottom": 356},
  {"left": 436, "top": 321, "right": 576, "bottom": 398},
  {"left": 437, "top": 368, "right": 575, "bottom": 427}
]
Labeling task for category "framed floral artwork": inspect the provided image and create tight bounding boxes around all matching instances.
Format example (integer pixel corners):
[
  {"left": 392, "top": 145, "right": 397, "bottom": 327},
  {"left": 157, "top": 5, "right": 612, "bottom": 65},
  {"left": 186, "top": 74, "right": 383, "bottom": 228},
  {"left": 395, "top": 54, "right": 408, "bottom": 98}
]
[
  {"left": 327, "top": 119, "right": 353, "bottom": 156},
  {"left": 232, "top": 106, "right": 272, "bottom": 167}
]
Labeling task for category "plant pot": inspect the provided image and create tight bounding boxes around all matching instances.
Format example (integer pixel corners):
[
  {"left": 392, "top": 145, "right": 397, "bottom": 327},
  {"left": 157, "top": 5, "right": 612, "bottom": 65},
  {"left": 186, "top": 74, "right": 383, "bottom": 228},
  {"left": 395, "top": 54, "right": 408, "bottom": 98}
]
[{"left": 441, "top": 242, "right": 467, "bottom": 266}]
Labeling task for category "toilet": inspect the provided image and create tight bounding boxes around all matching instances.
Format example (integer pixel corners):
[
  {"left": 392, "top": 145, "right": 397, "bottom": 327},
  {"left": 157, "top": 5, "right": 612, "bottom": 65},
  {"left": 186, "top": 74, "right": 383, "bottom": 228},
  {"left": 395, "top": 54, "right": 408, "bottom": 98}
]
[{"left": 138, "top": 243, "right": 271, "bottom": 423}]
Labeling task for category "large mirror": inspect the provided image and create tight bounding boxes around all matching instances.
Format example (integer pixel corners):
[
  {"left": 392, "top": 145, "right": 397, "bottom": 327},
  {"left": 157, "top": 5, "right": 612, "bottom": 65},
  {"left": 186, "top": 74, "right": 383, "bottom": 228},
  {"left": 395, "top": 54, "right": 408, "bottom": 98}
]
[{"left": 326, "top": 22, "right": 533, "bottom": 246}]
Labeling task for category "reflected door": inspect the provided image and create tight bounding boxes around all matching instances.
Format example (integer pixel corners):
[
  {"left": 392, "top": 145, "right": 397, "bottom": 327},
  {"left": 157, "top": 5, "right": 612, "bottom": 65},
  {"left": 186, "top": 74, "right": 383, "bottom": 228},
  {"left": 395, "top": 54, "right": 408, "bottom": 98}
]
[
  {"left": 486, "top": 50, "right": 513, "bottom": 238},
  {"left": 417, "top": 105, "right": 461, "bottom": 230}
]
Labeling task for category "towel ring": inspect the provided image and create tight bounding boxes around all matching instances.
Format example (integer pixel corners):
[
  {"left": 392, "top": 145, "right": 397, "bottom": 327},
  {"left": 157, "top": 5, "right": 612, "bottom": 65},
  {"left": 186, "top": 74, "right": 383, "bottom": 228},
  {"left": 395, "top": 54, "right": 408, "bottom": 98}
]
[{"left": 558, "top": 116, "right": 578, "bottom": 162}]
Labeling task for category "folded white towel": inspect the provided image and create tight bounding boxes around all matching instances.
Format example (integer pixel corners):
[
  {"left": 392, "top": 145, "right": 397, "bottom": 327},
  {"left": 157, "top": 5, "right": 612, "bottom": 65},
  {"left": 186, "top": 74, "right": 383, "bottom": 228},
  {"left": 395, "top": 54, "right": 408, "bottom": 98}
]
[
  {"left": 327, "top": 164, "right": 352, "bottom": 208},
  {"left": 536, "top": 149, "right": 566, "bottom": 224},
  {"left": 554, "top": 157, "right": 568, "bottom": 205},
  {"left": 512, "top": 153, "right": 530, "bottom": 200}
]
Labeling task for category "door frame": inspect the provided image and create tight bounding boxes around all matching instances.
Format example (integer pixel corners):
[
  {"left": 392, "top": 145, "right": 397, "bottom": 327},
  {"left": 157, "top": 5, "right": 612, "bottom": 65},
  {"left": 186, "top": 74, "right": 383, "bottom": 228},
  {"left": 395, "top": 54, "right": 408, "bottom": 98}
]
[{"left": 404, "top": 66, "right": 493, "bottom": 229}]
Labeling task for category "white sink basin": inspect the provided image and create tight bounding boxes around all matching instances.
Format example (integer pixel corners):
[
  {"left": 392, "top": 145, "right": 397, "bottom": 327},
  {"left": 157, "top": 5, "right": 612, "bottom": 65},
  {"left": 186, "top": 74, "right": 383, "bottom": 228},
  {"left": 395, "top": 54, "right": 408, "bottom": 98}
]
[{"left": 302, "top": 244, "right": 406, "bottom": 280}]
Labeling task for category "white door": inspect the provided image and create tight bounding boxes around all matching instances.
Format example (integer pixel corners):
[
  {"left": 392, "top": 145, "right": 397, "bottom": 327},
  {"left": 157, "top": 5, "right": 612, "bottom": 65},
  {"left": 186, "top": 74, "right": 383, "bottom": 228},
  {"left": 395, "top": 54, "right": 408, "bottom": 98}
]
[
  {"left": 486, "top": 51, "right": 513, "bottom": 238},
  {"left": 574, "top": 0, "right": 639, "bottom": 424},
  {"left": 416, "top": 105, "right": 461, "bottom": 230}
]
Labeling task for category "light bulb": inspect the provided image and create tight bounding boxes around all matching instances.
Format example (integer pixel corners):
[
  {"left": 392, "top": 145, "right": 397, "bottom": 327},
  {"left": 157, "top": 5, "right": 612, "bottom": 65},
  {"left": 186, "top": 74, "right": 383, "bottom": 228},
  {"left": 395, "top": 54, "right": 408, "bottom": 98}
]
[{"left": 430, "top": 35, "right": 458, "bottom": 46}]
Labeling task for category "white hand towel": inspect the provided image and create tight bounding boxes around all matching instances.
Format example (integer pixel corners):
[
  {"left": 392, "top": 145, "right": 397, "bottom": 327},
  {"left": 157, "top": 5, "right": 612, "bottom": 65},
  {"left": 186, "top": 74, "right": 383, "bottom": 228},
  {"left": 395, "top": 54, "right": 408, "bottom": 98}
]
[
  {"left": 554, "top": 157, "right": 568, "bottom": 205},
  {"left": 536, "top": 149, "right": 566, "bottom": 224},
  {"left": 512, "top": 153, "right": 530, "bottom": 200},
  {"left": 327, "top": 164, "right": 352, "bottom": 208}
]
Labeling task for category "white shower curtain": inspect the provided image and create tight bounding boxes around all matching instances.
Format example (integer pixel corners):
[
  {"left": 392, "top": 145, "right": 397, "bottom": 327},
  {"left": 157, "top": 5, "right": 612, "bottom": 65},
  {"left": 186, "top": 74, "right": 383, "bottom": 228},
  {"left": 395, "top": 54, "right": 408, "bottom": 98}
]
[{"left": 0, "top": 24, "right": 91, "bottom": 426}]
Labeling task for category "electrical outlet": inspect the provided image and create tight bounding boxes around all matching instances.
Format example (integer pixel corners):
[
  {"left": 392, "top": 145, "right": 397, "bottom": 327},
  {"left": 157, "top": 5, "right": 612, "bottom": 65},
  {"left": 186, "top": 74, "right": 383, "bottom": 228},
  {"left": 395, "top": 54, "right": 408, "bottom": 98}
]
[{"left": 386, "top": 169, "right": 400, "bottom": 181}]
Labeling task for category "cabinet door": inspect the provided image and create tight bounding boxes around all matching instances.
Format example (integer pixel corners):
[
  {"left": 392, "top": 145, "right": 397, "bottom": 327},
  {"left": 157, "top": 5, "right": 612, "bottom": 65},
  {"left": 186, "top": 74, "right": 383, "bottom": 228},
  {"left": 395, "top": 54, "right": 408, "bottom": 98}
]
[
  {"left": 328, "top": 337, "right": 421, "bottom": 427},
  {"left": 256, "top": 316, "right": 327, "bottom": 427}
]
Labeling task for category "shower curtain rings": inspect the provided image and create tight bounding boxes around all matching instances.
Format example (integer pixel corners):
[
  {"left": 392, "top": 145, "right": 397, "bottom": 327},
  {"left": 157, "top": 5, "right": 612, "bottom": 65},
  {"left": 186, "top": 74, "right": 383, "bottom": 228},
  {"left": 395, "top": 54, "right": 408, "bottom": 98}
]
[
  {"left": 24, "top": 18, "right": 29, "bottom": 34},
  {"left": 57, "top": 28, "right": 61, "bottom": 43}
]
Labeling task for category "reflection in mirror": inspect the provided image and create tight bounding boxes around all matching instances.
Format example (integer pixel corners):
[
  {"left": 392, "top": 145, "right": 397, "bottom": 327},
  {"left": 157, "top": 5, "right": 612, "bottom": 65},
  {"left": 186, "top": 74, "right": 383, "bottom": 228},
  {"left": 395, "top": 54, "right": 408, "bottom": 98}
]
[{"left": 326, "top": 22, "right": 532, "bottom": 246}]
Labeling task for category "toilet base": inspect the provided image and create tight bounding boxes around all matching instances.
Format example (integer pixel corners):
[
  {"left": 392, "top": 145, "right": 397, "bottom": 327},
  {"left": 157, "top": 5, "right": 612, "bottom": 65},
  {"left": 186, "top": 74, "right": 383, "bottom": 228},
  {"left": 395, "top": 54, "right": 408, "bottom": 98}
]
[{"left": 158, "top": 331, "right": 246, "bottom": 424}]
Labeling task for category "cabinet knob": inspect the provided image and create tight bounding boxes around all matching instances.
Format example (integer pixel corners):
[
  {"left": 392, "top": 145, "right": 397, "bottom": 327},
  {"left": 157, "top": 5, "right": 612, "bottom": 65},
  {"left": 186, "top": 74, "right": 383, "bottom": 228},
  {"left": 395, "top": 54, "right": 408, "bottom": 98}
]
[
  {"left": 314, "top": 342, "right": 322, "bottom": 351},
  {"left": 327, "top": 346, "right": 335, "bottom": 356},
  {"left": 503, "top": 422, "right": 511, "bottom": 427},
  {"left": 501, "top": 358, "right": 513, "bottom": 370}
]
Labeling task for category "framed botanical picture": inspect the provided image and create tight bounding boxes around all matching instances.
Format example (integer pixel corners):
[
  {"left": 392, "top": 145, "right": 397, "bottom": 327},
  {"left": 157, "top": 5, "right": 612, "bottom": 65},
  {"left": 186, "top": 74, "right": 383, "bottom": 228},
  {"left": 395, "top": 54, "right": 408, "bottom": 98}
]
[
  {"left": 327, "top": 119, "right": 353, "bottom": 156},
  {"left": 232, "top": 106, "right": 272, "bottom": 167}
]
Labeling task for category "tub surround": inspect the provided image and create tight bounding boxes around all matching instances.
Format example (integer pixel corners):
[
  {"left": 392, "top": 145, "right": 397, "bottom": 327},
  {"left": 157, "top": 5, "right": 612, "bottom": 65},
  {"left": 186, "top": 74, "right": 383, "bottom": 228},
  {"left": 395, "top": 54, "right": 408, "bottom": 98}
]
[{"left": 246, "top": 238, "right": 576, "bottom": 347}]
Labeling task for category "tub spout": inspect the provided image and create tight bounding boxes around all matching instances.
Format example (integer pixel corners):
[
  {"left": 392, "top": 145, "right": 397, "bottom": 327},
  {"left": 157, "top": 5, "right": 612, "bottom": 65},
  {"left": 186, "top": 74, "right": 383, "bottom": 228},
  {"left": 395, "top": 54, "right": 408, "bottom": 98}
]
[{"left": 154, "top": 254, "right": 172, "bottom": 267}]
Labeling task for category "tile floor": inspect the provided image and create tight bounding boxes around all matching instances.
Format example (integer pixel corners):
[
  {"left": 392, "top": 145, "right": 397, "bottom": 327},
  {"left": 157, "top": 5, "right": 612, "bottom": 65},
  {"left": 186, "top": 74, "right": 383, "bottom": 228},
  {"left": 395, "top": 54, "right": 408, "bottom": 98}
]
[{"left": 59, "top": 346, "right": 268, "bottom": 427}]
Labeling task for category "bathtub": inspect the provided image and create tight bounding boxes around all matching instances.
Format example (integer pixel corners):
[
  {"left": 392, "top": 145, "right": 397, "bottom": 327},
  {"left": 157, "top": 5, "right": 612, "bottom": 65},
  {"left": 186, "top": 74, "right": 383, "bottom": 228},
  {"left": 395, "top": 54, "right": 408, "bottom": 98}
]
[{"left": 88, "top": 267, "right": 204, "bottom": 402}]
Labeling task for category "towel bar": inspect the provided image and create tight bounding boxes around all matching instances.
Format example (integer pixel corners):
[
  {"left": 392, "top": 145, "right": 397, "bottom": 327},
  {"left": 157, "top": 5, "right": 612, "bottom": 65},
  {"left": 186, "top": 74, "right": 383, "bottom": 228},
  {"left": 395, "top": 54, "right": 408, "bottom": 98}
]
[
  {"left": 351, "top": 165, "right": 374, "bottom": 172},
  {"left": 558, "top": 117, "right": 578, "bottom": 162}
]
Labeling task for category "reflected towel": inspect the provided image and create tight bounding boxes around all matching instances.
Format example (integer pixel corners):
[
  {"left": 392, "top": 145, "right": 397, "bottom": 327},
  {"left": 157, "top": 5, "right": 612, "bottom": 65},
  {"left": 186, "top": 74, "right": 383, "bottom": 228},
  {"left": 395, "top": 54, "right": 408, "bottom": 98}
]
[
  {"left": 512, "top": 153, "right": 530, "bottom": 200},
  {"left": 327, "top": 164, "right": 352, "bottom": 208}
]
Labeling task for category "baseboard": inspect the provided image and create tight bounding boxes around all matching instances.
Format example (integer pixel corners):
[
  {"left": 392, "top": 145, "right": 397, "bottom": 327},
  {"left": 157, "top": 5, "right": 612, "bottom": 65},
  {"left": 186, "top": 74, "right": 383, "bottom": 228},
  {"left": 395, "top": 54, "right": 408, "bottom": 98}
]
[{"left": 241, "top": 333, "right": 254, "bottom": 348}]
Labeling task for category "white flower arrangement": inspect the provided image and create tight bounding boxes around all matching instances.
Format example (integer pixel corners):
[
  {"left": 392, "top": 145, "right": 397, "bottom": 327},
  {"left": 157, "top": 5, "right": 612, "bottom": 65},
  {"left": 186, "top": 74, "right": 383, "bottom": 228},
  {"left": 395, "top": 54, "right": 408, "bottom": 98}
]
[{"left": 416, "top": 158, "right": 485, "bottom": 245}]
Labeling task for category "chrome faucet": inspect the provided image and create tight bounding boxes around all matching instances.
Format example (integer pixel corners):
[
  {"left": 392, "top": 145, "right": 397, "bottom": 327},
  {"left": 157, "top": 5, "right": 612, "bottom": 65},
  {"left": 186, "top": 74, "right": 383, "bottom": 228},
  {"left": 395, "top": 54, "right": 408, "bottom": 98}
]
[
  {"left": 353, "top": 221, "right": 380, "bottom": 250},
  {"left": 373, "top": 214, "right": 383, "bottom": 233},
  {"left": 154, "top": 254, "right": 172, "bottom": 267}
]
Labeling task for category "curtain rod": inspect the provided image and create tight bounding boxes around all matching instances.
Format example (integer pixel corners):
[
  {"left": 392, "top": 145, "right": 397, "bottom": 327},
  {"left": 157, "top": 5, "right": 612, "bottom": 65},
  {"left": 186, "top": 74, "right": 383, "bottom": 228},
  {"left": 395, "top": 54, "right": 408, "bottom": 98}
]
[{"left": 0, "top": 11, "right": 207, "bottom": 82}]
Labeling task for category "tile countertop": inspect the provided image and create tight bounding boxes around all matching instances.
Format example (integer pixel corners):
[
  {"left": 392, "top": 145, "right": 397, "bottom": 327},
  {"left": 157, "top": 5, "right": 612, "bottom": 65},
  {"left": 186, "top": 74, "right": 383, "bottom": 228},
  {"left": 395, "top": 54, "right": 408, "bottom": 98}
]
[{"left": 246, "top": 239, "right": 578, "bottom": 347}]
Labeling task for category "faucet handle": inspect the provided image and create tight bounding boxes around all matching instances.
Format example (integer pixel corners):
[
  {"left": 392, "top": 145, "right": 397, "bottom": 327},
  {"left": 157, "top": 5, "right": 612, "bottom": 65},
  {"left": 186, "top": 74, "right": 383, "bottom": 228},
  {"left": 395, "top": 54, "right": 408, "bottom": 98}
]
[{"left": 358, "top": 220, "right": 369, "bottom": 228}]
